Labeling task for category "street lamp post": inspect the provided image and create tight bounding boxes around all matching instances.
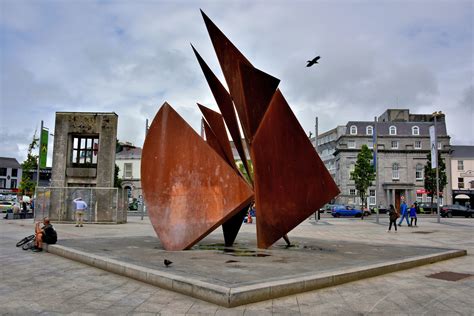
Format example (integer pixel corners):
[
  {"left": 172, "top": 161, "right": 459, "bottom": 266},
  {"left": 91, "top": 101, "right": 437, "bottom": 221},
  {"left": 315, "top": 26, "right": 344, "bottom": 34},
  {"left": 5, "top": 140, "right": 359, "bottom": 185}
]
[
  {"left": 374, "top": 116, "right": 379, "bottom": 224},
  {"left": 315, "top": 116, "right": 319, "bottom": 223}
]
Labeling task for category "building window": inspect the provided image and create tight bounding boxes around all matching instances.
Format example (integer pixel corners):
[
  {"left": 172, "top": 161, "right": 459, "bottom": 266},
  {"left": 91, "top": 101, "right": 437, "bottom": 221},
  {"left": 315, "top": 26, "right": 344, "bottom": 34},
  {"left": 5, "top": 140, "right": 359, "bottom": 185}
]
[
  {"left": 10, "top": 179, "right": 17, "bottom": 188},
  {"left": 392, "top": 163, "right": 399, "bottom": 180},
  {"left": 369, "top": 189, "right": 376, "bottom": 205},
  {"left": 0, "top": 179, "right": 5, "bottom": 188},
  {"left": 349, "top": 189, "right": 357, "bottom": 204},
  {"left": 416, "top": 193, "right": 423, "bottom": 202},
  {"left": 458, "top": 177, "right": 464, "bottom": 189},
  {"left": 412, "top": 126, "right": 419, "bottom": 135},
  {"left": 414, "top": 140, "right": 422, "bottom": 149},
  {"left": 71, "top": 136, "right": 99, "bottom": 166},
  {"left": 367, "top": 140, "right": 373, "bottom": 149},
  {"left": 348, "top": 140, "right": 356, "bottom": 148},
  {"left": 350, "top": 125, "right": 357, "bottom": 135},
  {"left": 124, "top": 163, "right": 133, "bottom": 178},
  {"left": 366, "top": 126, "right": 373, "bottom": 135},
  {"left": 416, "top": 164, "right": 423, "bottom": 180},
  {"left": 11, "top": 168, "right": 18, "bottom": 177},
  {"left": 458, "top": 160, "right": 464, "bottom": 171},
  {"left": 349, "top": 164, "right": 355, "bottom": 180},
  {"left": 389, "top": 125, "right": 397, "bottom": 135},
  {"left": 438, "top": 142, "right": 442, "bottom": 150},
  {"left": 391, "top": 141, "right": 398, "bottom": 149},
  {"left": 0, "top": 168, "right": 6, "bottom": 177}
]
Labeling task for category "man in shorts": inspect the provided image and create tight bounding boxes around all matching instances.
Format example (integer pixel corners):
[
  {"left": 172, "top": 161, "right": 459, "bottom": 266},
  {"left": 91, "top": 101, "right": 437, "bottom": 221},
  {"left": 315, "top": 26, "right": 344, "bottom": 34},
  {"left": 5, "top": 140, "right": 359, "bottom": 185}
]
[
  {"left": 73, "top": 197, "right": 88, "bottom": 227},
  {"left": 33, "top": 217, "right": 57, "bottom": 252}
]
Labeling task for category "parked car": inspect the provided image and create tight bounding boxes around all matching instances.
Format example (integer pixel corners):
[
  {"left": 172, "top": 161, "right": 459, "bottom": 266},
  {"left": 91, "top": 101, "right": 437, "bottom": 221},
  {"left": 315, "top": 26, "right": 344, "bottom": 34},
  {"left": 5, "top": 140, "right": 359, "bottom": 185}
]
[
  {"left": 331, "top": 205, "right": 365, "bottom": 217},
  {"left": 418, "top": 202, "right": 439, "bottom": 214},
  {"left": 321, "top": 204, "right": 338, "bottom": 213},
  {"left": 370, "top": 206, "right": 388, "bottom": 214},
  {"left": 0, "top": 201, "right": 14, "bottom": 213},
  {"left": 440, "top": 205, "right": 474, "bottom": 218}
]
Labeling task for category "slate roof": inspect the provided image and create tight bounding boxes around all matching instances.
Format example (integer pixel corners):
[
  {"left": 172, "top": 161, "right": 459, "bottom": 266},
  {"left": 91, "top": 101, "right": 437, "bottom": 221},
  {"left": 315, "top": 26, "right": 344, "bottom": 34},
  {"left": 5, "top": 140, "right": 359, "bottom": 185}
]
[
  {"left": 0, "top": 157, "right": 21, "bottom": 169},
  {"left": 345, "top": 121, "right": 447, "bottom": 136},
  {"left": 116, "top": 147, "right": 142, "bottom": 159},
  {"left": 451, "top": 146, "right": 474, "bottom": 158}
]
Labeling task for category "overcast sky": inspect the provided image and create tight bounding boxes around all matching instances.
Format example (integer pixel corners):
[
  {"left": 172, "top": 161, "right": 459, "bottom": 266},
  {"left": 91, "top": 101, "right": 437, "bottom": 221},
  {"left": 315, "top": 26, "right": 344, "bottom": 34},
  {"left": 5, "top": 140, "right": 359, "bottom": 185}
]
[{"left": 1, "top": 0, "right": 472, "bottom": 165}]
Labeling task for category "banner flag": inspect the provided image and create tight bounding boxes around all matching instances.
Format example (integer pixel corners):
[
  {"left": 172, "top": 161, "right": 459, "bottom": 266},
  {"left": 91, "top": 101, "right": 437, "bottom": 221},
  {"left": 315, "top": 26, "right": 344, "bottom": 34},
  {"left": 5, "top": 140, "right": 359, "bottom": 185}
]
[
  {"left": 429, "top": 125, "right": 437, "bottom": 168},
  {"left": 39, "top": 128, "right": 49, "bottom": 168}
]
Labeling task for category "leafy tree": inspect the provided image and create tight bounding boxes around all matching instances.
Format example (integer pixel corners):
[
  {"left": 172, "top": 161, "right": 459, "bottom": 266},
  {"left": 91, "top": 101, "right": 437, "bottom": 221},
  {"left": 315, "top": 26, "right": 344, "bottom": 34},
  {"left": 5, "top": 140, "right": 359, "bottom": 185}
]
[
  {"left": 424, "top": 152, "right": 447, "bottom": 204},
  {"left": 237, "top": 160, "right": 253, "bottom": 184},
  {"left": 114, "top": 163, "right": 122, "bottom": 188},
  {"left": 19, "top": 132, "right": 39, "bottom": 195},
  {"left": 351, "top": 145, "right": 376, "bottom": 209}
]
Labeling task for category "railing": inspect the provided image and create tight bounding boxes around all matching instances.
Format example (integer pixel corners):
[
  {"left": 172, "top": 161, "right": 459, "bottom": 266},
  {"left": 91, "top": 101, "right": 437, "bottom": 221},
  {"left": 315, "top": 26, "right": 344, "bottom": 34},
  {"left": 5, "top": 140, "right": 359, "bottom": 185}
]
[{"left": 34, "top": 187, "right": 127, "bottom": 224}]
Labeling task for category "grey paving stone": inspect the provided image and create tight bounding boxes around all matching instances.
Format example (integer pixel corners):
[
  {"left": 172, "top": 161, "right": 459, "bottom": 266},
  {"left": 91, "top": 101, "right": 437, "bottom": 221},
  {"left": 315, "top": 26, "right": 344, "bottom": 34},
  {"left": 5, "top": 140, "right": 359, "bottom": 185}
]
[{"left": 1, "top": 216, "right": 473, "bottom": 315}]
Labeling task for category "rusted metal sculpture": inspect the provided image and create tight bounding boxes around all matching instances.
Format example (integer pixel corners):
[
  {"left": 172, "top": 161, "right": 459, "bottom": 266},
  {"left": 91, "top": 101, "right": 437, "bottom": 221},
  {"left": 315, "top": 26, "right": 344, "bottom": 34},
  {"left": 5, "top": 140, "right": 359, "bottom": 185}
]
[
  {"left": 251, "top": 90, "right": 340, "bottom": 248},
  {"left": 142, "top": 10, "right": 339, "bottom": 250},
  {"left": 141, "top": 103, "right": 253, "bottom": 250}
]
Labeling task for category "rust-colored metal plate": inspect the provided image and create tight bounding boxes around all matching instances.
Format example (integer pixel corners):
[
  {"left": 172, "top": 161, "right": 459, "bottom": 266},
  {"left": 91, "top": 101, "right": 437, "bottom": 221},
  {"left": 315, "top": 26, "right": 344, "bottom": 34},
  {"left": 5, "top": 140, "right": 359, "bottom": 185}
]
[
  {"left": 192, "top": 45, "right": 252, "bottom": 181},
  {"left": 141, "top": 103, "right": 254, "bottom": 250},
  {"left": 198, "top": 104, "right": 236, "bottom": 170},
  {"left": 200, "top": 10, "right": 252, "bottom": 142},
  {"left": 238, "top": 62, "right": 280, "bottom": 141},
  {"left": 202, "top": 117, "right": 251, "bottom": 247},
  {"left": 251, "top": 90, "right": 340, "bottom": 248},
  {"left": 202, "top": 119, "right": 227, "bottom": 162}
]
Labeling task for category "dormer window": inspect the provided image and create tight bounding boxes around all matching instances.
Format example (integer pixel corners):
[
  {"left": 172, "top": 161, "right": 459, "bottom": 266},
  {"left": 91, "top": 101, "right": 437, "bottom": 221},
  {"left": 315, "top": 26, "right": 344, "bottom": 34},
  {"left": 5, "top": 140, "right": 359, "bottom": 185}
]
[
  {"left": 350, "top": 125, "right": 357, "bottom": 135},
  {"left": 366, "top": 126, "right": 373, "bottom": 135},
  {"left": 389, "top": 125, "right": 397, "bottom": 135},
  {"left": 412, "top": 126, "right": 419, "bottom": 135}
]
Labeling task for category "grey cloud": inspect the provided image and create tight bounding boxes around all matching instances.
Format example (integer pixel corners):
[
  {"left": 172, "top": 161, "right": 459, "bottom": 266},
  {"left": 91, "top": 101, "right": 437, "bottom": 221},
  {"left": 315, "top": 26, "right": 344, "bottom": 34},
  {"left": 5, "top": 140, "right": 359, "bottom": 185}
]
[{"left": 1, "top": 1, "right": 472, "bottom": 162}]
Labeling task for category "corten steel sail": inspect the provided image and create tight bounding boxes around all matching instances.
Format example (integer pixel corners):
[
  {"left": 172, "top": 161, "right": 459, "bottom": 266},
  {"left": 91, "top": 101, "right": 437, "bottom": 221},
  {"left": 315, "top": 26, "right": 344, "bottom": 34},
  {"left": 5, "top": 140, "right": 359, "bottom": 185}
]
[
  {"left": 200, "top": 11, "right": 338, "bottom": 247},
  {"left": 238, "top": 62, "right": 280, "bottom": 142},
  {"left": 200, "top": 10, "right": 253, "bottom": 142},
  {"left": 250, "top": 90, "right": 340, "bottom": 248},
  {"left": 198, "top": 104, "right": 237, "bottom": 171},
  {"left": 202, "top": 119, "right": 227, "bottom": 162},
  {"left": 200, "top": 106, "right": 250, "bottom": 247},
  {"left": 191, "top": 45, "right": 252, "bottom": 182},
  {"left": 141, "top": 103, "right": 253, "bottom": 251}
]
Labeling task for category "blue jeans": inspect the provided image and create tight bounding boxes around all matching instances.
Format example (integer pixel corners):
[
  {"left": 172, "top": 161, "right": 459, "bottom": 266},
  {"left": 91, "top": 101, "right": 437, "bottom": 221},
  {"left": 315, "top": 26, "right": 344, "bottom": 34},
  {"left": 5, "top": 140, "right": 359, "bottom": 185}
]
[{"left": 398, "top": 213, "right": 410, "bottom": 225}]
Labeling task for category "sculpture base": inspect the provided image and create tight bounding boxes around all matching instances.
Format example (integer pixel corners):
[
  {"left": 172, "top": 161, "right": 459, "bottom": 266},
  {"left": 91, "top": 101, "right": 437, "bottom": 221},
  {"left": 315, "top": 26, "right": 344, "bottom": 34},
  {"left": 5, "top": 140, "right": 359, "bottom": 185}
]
[{"left": 46, "top": 233, "right": 465, "bottom": 307}]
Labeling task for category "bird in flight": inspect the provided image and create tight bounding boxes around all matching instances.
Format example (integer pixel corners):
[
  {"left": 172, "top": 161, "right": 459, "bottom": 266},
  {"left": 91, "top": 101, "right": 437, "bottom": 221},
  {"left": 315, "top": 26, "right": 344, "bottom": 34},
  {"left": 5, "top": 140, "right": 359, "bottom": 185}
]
[
  {"left": 164, "top": 259, "right": 173, "bottom": 267},
  {"left": 306, "top": 56, "right": 321, "bottom": 67}
]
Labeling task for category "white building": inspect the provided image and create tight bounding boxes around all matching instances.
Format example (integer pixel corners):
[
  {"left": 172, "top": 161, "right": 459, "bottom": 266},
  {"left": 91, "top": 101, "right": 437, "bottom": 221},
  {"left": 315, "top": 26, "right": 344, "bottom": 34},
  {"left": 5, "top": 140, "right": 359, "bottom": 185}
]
[
  {"left": 450, "top": 145, "right": 474, "bottom": 207},
  {"left": 115, "top": 142, "right": 142, "bottom": 202},
  {"left": 0, "top": 157, "right": 22, "bottom": 194}
]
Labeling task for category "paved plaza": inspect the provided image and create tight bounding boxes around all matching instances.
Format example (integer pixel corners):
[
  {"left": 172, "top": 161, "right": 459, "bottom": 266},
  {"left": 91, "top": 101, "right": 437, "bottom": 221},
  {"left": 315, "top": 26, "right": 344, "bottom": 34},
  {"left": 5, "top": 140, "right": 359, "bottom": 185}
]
[{"left": 1, "top": 215, "right": 473, "bottom": 315}]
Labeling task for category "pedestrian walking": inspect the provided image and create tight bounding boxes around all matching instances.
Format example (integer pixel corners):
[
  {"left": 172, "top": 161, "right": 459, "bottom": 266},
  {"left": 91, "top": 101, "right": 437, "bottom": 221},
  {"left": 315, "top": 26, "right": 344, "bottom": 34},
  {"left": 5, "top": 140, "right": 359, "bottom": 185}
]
[
  {"left": 410, "top": 204, "right": 418, "bottom": 227},
  {"left": 387, "top": 204, "right": 398, "bottom": 232},
  {"left": 73, "top": 197, "right": 88, "bottom": 227},
  {"left": 398, "top": 200, "right": 410, "bottom": 226}
]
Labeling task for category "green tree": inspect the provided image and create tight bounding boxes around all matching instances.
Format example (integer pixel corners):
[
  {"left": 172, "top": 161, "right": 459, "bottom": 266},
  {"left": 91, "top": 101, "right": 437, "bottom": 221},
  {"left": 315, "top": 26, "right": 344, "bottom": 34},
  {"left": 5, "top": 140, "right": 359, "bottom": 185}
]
[
  {"left": 424, "top": 152, "right": 447, "bottom": 204},
  {"left": 114, "top": 163, "right": 122, "bottom": 188},
  {"left": 19, "top": 132, "right": 39, "bottom": 195},
  {"left": 351, "top": 145, "right": 376, "bottom": 209},
  {"left": 237, "top": 160, "right": 253, "bottom": 184}
]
